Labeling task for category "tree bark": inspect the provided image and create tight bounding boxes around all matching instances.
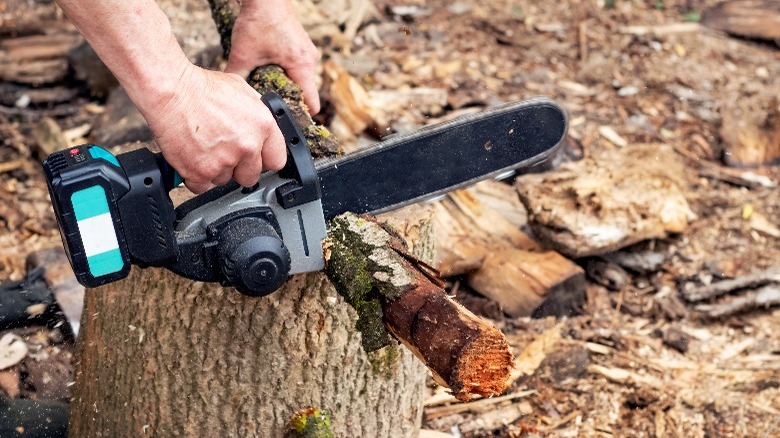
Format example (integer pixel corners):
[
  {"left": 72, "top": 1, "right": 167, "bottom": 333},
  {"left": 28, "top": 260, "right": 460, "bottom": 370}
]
[{"left": 326, "top": 213, "right": 513, "bottom": 402}]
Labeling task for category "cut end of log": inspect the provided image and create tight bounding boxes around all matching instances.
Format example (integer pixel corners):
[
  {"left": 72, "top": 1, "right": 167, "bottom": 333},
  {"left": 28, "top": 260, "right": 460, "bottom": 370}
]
[{"left": 452, "top": 325, "right": 513, "bottom": 401}]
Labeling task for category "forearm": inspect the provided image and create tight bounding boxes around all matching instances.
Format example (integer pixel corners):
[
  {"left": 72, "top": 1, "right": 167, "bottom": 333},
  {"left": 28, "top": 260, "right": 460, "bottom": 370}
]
[{"left": 55, "top": 0, "right": 190, "bottom": 115}]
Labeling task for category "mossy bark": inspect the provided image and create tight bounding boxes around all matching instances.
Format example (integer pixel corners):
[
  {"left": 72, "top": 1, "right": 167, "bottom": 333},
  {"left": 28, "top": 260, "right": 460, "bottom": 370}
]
[
  {"left": 247, "top": 66, "right": 338, "bottom": 158},
  {"left": 206, "top": 0, "right": 235, "bottom": 59},
  {"left": 326, "top": 213, "right": 514, "bottom": 402}
]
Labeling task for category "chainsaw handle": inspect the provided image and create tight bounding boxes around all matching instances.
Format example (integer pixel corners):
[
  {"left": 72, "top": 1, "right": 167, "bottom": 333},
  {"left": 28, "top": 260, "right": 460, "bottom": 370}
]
[{"left": 151, "top": 93, "right": 309, "bottom": 199}]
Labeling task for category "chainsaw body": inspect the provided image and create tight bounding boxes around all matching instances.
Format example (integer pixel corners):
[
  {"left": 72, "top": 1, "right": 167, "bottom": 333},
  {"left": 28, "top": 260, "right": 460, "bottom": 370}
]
[{"left": 43, "top": 92, "right": 568, "bottom": 297}]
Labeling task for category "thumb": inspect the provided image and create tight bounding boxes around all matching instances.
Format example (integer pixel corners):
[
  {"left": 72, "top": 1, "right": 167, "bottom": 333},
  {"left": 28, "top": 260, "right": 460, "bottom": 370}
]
[{"left": 224, "top": 58, "right": 251, "bottom": 80}]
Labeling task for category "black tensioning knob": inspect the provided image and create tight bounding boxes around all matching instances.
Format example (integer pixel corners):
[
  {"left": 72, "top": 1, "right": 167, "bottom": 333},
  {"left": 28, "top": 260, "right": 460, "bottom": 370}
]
[{"left": 217, "top": 217, "right": 291, "bottom": 297}]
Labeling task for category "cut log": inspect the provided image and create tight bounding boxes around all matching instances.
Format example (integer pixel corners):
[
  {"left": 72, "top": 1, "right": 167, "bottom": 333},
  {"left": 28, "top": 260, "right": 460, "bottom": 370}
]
[
  {"left": 702, "top": 1, "right": 780, "bottom": 42},
  {"left": 325, "top": 213, "right": 512, "bottom": 401},
  {"left": 719, "top": 94, "right": 780, "bottom": 168},
  {"left": 468, "top": 248, "right": 586, "bottom": 318},
  {"left": 431, "top": 185, "right": 585, "bottom": 318},
  {"left": 516, "top": 143, "right": 696, "bottom": 258},
  {"left": 0, "top": 31, "right": 83, "bottom": 85},
  {"left": 321, "top": 59, "right": 387, "bottom": 151}
]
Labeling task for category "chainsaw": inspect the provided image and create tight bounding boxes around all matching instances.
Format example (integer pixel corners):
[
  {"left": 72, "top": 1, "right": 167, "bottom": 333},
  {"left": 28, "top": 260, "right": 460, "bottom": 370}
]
[{"left": 43, "top": 93, "right": 567, "bottom": 297}]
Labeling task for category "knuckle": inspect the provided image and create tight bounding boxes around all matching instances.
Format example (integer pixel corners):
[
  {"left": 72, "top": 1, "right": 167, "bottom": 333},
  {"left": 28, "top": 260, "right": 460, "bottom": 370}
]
[
  {"left": 195, "top": 160, "right": 221, "bottom": 181},
  {"left": 236, "top": 140, "right": 258, "bottom": 156}
]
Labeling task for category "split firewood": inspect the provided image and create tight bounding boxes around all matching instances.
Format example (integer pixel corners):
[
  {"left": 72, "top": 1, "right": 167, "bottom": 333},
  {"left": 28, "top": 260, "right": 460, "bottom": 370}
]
[
  {"left": 432, "top": 187, "right": 585, "bottom": 318},
  {"left": 516, "top": 143, "right": 696, "bottom": 258},
  {"left": 469, "top": 248, "right": 586, "bottom": 318},
  {"left": 325, "top": 213, "right": 512, "bottom": 401},
  {"left": 719, "top": 94, "right": 780, "bottom": 168},
  {"left": 701, "top": 1, "right": 780, "bottom": 42},
  {"left": 433, "top": 188, "right": 537, "bottom": 277},
  {"left": 0, "top": 30, "right": 83, "bottom": 85},
  {"left": 321, "top": 59, "right": 387, "bottom": 151}
]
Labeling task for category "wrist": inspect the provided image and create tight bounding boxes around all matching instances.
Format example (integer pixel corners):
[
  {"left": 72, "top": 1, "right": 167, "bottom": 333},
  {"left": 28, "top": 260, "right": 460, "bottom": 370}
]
[{"left": 239, "top": 0, "right": 296, "bottom": 17}]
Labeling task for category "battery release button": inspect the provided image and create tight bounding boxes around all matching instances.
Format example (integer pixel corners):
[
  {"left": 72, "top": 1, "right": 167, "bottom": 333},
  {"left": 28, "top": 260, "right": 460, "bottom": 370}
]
[{"left": 88, "top": 146, "right": 121, "bottom": 167}]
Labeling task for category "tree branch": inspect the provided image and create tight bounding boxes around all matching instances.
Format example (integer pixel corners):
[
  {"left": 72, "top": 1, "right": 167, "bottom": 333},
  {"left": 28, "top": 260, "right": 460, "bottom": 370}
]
[{"left": 326, "top": 214, "right": 512, "bottom": 401}]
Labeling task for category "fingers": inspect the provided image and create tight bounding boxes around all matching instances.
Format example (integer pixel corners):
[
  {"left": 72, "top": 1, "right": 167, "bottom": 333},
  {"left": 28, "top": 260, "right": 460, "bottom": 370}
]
[
  {"left": 261, "top": 120, "right": 287, "bottom": 171},
  {"left": 185, "top": 179, "right": 212, "bottom": 195},
  {"left": 211, "top": 169, "right": 234, "bottom": 187},
  {"left": 223, "top": 58, "right": 250, "bottom": 81},
  {"left": 291, "top": 71, "right": 321, "bottom": 115}
]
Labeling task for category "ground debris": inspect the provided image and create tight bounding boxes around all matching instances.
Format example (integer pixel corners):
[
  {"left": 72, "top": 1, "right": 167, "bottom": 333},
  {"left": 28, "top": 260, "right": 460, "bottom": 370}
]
[{"left": 1, "top": 0, "right": 779, "bottom": 436}]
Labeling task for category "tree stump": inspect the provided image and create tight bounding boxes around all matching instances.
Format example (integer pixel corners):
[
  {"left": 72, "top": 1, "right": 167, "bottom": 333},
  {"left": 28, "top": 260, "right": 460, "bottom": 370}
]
[{"left": 70, "top": 269, "right": 427, "bottom": 437}]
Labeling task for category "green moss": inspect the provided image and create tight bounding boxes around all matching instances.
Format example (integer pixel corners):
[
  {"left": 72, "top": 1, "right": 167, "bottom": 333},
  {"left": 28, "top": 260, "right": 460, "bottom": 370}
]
[
  {"left": 368, "top": 343, "right": 401, "bottom": 377},
  {"left": 248, "top": 66, "right": 301, "bottom": 99},
  {"left": 325, "top": 240, "right": 373, "bottom": 306},
  {"left": 206, "top": 0, "right": 235, "bottom": 58},
  {"left": 355, "top": 300, "right": 390, "bottom": 351},
  {"left": 289, "top": 409, "right": 334, "bottom": 438},
  {"left": 327, "top": 215, "right": 394, "bottom": 352}
]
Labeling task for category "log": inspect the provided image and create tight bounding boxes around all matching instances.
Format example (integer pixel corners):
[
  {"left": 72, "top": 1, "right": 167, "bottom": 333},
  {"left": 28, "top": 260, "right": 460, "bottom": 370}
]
[
  {"left": 516, "top": 143, "right": 696, "bottom": 258},
  {"left": 432, "top": 185, "right": 586, "bottom": 318},
  {"left": 702, "top": 1, "right": 780, "bottom": 42},
  {"left": 0, "top": 31, "right": 83, "bottom": 85},
  {"left": 719, "top": 94, "right": 780, "bottom": 168},
  {"left": 325, "top": 213, "right": 512, "bottom": 401}
]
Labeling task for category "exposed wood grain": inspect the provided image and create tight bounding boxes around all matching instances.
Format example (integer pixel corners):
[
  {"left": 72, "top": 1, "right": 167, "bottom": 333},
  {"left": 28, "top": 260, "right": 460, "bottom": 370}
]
[{"left": 702, "top": 1, "right": 780, "bottom": 41}]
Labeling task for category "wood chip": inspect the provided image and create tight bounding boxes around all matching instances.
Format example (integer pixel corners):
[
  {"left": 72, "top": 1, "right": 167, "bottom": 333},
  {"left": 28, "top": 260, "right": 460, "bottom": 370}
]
[
  {"left": 425, "top": 390, "right": 536, "bottom": 420},
  {"left": 0, "top": 160, "right": 24, "bottom": 174},
  {"left": 0, "top": 333, "right": 28, "bottom": 370},
  {"left": 509, "top": 323, "right": 563, "bottom": 383},
  {"left": 587, "top": 364, "right": 663, "bottom": 388},
  {"left": 598, "top": 125, "right": 628, "bottom": 148},
  {"left": 619, "top": 22, "right": 702, "bottom": 36}
]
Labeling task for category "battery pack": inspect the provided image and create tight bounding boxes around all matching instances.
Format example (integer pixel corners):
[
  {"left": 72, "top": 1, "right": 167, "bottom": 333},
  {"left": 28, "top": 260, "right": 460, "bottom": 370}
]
[{"left": 43, "top": 144, "right": 132, "bottom": 287}]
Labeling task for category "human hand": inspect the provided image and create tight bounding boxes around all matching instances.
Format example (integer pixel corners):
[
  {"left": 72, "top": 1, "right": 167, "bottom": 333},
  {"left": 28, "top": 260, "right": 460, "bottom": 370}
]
[
  {"left": 143, "top": 64, "right": 287, "bottom": 194},
  {"left": 225, "top": 0, "right": 321, "bottom": 114}
]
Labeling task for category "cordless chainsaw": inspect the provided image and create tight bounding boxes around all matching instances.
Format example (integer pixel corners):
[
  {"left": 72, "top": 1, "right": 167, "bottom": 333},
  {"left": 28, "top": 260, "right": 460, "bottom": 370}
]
[{"left": 43, "top": 93, "right": 567, "bottom": 297}]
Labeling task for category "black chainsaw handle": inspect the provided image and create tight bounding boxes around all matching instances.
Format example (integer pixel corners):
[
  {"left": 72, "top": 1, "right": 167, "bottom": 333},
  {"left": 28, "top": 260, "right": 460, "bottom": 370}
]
[
  {"left": 260, "top": 93, "right": 321, "bottom": 208},
  {"left": 153, "top": 92, "right": 318, "bottom": 203},
  {"left": 173, "top": 93, "right": 320, "bottom": 220}
]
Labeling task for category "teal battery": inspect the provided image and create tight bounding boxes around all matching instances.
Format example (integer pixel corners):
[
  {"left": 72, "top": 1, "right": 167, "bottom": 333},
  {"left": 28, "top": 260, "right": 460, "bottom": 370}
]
[
  {"left": 70, "top": 185, "right": 124, "bottom": 277},
  {"left": 42, "top": 144, "right": 132, "bottom": 287}
]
